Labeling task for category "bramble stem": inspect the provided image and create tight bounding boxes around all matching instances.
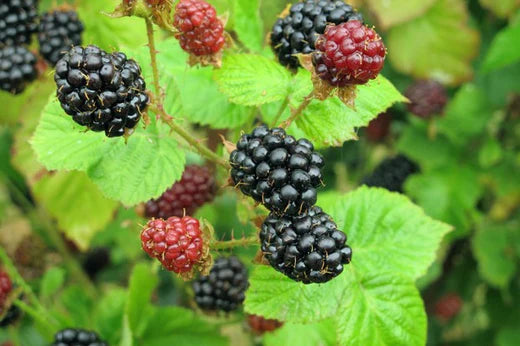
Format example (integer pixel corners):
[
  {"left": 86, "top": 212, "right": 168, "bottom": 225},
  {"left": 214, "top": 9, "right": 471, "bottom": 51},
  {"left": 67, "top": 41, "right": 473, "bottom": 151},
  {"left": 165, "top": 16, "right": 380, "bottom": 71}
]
[
  {"left": 145, "top": 17, "right": 161, "bottom": 99},
  {"left": 210, "top": 236, "right": 258, "bottom": 250},
  {"left": 281, "top": 91, "right": 314, "bottom": 129},
  {"left": 270, "top": 95, "right": 290, "bottom": 128},
  {"left": 14, "top": 299, "right": 57, "bottom": 334}
]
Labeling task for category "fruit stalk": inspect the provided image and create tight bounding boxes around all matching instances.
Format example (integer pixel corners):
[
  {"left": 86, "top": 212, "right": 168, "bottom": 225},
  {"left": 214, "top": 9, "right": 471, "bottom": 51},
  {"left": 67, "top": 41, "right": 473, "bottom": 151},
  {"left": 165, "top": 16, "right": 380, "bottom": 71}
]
[
  {"left": 145, "top": 17, "right": 161, "bottom": 98},
  {"left": 281, "top": 91, "right": 314, "bottom": 129},
  {"left": 210, "top": 236, "right": 258, "bottom": 250},
  {"left": 270, "top": 95, "right": 290, "bottom": 128}
]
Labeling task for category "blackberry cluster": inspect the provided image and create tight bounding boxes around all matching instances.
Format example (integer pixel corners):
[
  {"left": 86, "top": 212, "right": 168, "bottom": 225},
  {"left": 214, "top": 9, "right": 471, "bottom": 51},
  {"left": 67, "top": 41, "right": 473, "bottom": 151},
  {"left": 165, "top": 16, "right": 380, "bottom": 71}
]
[
  {"left": 247, "top": 314, "right": 283, "bottom": 335},
  {"left": 313, "top": 20, "right": 386, "bottom": 86},
  {"left": 38, "top": 10, "right": 84, "bottom": 66},
  {"left": 145, "top": 165, "right": 216, "bottom": 219},
  {"left": 361, "top": 154, "right": 419, "bottom": 192},
  {"left": 0, "top": 0, "right": 38, "bottom": 45},
  {"left": 230, "top": 125, "right": 324, "bottom": 215},
  {"left": 260, "top": 206, "right": 352, "bottom": 284},
  {"left": 52, "top": 328, "right": 107, "bottom": 346},
  {"left": 54, "top": 45, "right": 148, "bottom": 137},
  {"left": 192, "top": 256, "right": 248, "bottom": 312},
  {"left": 141, "top": 216, "right": 204, "bottom": 274},
  {"left": 270, "top": 0, "right": 363, "bottom": 69},
  {"left": 173, "top": 0, "right": 225, "bottom": 56},
  {"left": 82, "top": 247, "right": 110, "bottom": 280},
  {"left": 0, "top": 45, "right": 36, "bottom": 94},
  {"left": 405, "top": 80, "right": 448, "bottom": 118}
]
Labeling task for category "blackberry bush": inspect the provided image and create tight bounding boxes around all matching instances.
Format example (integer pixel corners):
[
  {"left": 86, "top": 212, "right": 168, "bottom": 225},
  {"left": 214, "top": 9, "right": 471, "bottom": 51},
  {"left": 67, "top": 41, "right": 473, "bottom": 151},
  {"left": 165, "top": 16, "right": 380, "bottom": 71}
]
[
  {"left": 361, "top": 154, "right": 419, "bottom": 192},
  {"left": 260, "top": 206, "right": 352, "bottom": 284},
  {"left": 270, "top": 0, "right": 363, "bottom": 69},
  {"left": 0, "top": 45, "right": 37, "bottom": 94},
  {"left": 192, "top": 256, "right": 248, "bottom": 312},
  {"left": 38, "top": 10, "right": 84, "bottom": 66},
  {"left": 230, "top": 125, "right": 324, "bottom": 215},
  {"left": 145, "top": 165, "right": 216, "bottom": 219},
  {"left": 313, "top": 20, "right": 386, "bottom": 86},
  {"left": 0, "top": 0, "right": 38, "bottom": 45},
  {"left": 54, "top": 45, "right": 148, "bottom": 137},
  {"left": 52, "top": 328, "right": 107, "bottom": 346},
  {"left": 405, "top": 80, "right": 448, "bottom": 118}
]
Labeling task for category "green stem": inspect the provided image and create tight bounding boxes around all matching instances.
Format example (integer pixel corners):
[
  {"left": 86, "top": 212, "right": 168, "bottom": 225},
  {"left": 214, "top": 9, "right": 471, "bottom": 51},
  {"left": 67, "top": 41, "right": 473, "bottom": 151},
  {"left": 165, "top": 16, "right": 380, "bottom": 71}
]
[
  {"left": 145, "top": 17, "right": 161, "bottom": 99},
  {"left": 270, "top": 95, "right": 290, "bottom": 128},
  {"left": 281, "top": 91, "right": 314, "bottom": 129},
  {"left": 210, "top": 236, "right": 258, "bottom": 250},
  {"left": 14, "top": 299, "right": 57, "bottom": 334}
]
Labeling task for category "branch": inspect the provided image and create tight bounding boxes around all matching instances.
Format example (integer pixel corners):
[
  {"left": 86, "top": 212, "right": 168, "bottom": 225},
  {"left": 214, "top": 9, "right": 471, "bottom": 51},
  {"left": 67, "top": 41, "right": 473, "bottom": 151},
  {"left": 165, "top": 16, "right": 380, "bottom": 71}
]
[
  {"left": 281, "top": 91, "right": 314, "bottom": 129},
  {"left": 145, "top": 17, "right": 161, "bottom": 99}
]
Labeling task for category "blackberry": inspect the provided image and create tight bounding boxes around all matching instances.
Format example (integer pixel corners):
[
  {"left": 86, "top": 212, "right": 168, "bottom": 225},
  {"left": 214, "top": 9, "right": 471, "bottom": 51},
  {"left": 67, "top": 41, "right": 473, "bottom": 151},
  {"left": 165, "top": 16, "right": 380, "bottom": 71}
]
[
  {"left": 313, "top": 20, "right": 386, "bottom": 86},
  {"left": 230, "top": 125, "right": 324, "bottom": 216},
  {"left": 434, "top": 293, "right": 462, "bottom": 321},
  {"left": 405, "top": 80, "right": 448, "bottom": 118},
  {"left": 0, "top": 0, "right": 38, "bottom": 45},
  {"left": 365, "top": 112, "right": 392, "bottom": 142},
  {"left": 0, "top": 305, "right": 20, "bottom": 327},
  {"left": 0, "top": 270, "right": 12, "bottom": 311},
  {"left": 260, "top": 206, "right": 352, "bottom": 284},
  {"left": 52, "top": 328, "right": 107, "bottom": 346},
  {"left": 247, "top": 314, "right": 283, "bottom": 335},
  {"left": 82, "top": 247, "right": 110, "bottom": 280},
  {"left": 145, "top": 165, "right": 216, "bottom": 219},
  {"left": 173, "top": 0, "right": 225, "bottom": 56},
  {"left": 0, "top": 45, "right": 37, "bottom": 94},
  {"left": 270, "top": 0, "right": 363, "bottom": 69},
  {"left": 192, "top": 256, "right": 248, "bottom": 312},
  {"left": 38, "top": 10, "right": 84, "bottom": 66},
  {"left": 54, "top": 45, "right": 148, "bottom": 137},
  {"left": 361, "top": 154, "right": 419, "bottom": 192}
]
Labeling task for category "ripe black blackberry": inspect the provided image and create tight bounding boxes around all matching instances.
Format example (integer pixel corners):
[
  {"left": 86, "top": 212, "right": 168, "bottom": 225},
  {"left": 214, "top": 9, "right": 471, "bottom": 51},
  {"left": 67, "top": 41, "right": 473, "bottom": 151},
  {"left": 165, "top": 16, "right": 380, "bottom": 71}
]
[
  {"left": 260, "top": 206, "right": 352, "bottom": 284},
  {"left": 52, "top": 328, "right": 107, "bottom": 346},
  {"left": 38, "top": 10, "right": 84, "bottom": 66},
  {"left": 230, "top": 125, "right": 324, "bottom": 216},
  {"left": 82, "top": 247, "right": 110, "bottom": 280},
  {"left": 54, "top": 45, "right": 148, "bottom": 137},
  {"left": 361, "top": 154, "right": 419, "bottom": 192},
  {"left": 0, "top": 45, "right": 37, "bottom": 94},
  {"left": 0, "top": 0, "right": 38, "bottom": 45},
  {"left": 192, "top": 256, "right": 248, "bottom": 312},
  {"left": 0, "top": 305, "right": 21, "bottom": 327},
  {"left": 270, "top": 0, "right": 363, "bottom": 69}
]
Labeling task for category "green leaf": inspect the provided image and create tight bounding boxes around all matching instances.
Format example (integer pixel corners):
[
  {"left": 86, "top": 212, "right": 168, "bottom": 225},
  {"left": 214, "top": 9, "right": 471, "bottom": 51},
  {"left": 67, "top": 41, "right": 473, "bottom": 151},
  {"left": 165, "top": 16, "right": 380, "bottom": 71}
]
[
  {"left": 289, "top": 75, "right": 406, "bottom": 148},
  {"left": 334, "top": 271, "right": 426, "bottom": 346},
  {"left": 40, "top": 267, "right": 66, "bottom": 299},
  {"left": 245, "top": 187, "right": 451, "bottom": 329},
  {"left": 94, "top": 288, "right": 128, "bottom": 346},
  {"left": 497, "top": 327, "right": 520, "bottom": 346},
  {"left": 138, "top": 307, "right": 228, "bottom": 346},
  {"left": 479, "top": 137, "right": 503, "bottom": 168},
  {"left": 387, "top": 0, "right": 480, "bottom": 85},
  {"left": 480, "top": 0, "right": 520, "bottom": 19},
  {"left": 214, "top": 54, "right": 292, "bottom": 106},
  {"left": 59, "top": 285, "right": 94, "bottom": 327},
  {"left": 481, "top": 17, "right": 520, "bottom": 72},
  {"left": 366, "top": 0, "right": 436, "bottom": 29},
  {"left": 233, "top": 0, "right": 264, "bottom": 52},
  {"left": 405, "top": 166, "right": 481, "bottom": 239},
  {"left": 437, "top": 84, "right": 491, "bottom": 145},
  {"left": 472, "top": 220, "right": 518, "bottom": 288},
  {"left": 33, "top": 171, "right": 118, "bottom": 250},
  {"left": 264, "top": 319, "right": 336, "bottom": 346},
  {"left": 125, "top": 263, "right": 158, "bottom": 334},
  {"left": 31, "top": 97, "right": 186, "bottom": 206}
]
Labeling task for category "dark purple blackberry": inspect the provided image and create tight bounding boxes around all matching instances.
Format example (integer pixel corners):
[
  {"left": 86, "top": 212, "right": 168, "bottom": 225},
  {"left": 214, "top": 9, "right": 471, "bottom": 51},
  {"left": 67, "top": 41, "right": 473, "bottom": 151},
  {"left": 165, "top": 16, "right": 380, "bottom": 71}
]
[
  {"left": 192, "top": 256, "right": 248, "bottom": 312},
  {"left": 38, "top": 10, "right": 84, "bottom": 66},
  {"left": 0, "top": 305, "right": 21, "bottom": 327},
  {"left": 361, "top": 154, "right": 419, "bottom": 192},
  {"left": 230, "top": 125, "right": 324, "bottom": 216},
  {"left": 82, "top": 247, "right": 110, "bottom": 280},
  {"left": 260, "top": 206, "right": 351, "bottom": 284},
  {"left": 54, "top": 45, "right": 148, "bottom": 137},
  {"left": 405, "top": 80, "right": 448, "bottom": 118},
  {"left": 270, "top": 0, "right": 363, "bottom": 69},
  {"left": 52, "top": 328, "right": 107, "bottom": 346},
  {"left": 0, "top": 45, "right": 37, "bottom": 94},
  {"left": 0, "top": 0, "right": 38, "bottom": 45}
]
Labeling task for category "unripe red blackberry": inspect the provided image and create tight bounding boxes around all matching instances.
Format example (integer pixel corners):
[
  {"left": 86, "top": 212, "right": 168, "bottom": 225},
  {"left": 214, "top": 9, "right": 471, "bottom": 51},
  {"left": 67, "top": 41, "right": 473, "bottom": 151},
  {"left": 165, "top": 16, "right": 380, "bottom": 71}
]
[
  {"left": 0, "top": 45, "right": 37, "bottom": 94},
  {"left": 230, "top": 125, "right": 324, "bottom": 216},
  {"left": 52, "top": 328, "right": 107, "bottom": 346},
  {"left": 247, "top": 314, "right": 283, "bottom": 335},
  {"left": 260, "top": 206, "right": 352, "bottom": 284},
  {"left": 192, "top": 256, "right": 248, "bottom": 312},
  {"left": 271, "top": 0, "right": 363, "bottom": 69},
  {"left": 313, "top": 20, "right": 386, "bottom": 86},
  {"left": 361, "top": 154, "right": 419, "bottom": 193},
  {"left": 54, "top": 45, "right": 148, "bottom": 137},
  {"left": 38, "top": 10, "right": 84, "bottom": 66},
  {"left": 405, "top": 80, "right": 448, "bottom": 118},
  {"left": 145, "top": 165, "right": 216, "bottom": 219},
  {"left": 173, "top": 0, "right": 225, "bottom": 56},
  {"left": 365, "top": 112, "right": 391, "bottom": 142},
  {"left": 0, "top": 271, "right": 12, "bottom": 312},
  {"left": 141, "top": 216, "right": 206, "bottom": 274},
  {"left": 0, "top": 0, "right": 38, "bottom": 45},
  {"left": 434, "top": 293, "right": 462, "bottom": 321}
]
